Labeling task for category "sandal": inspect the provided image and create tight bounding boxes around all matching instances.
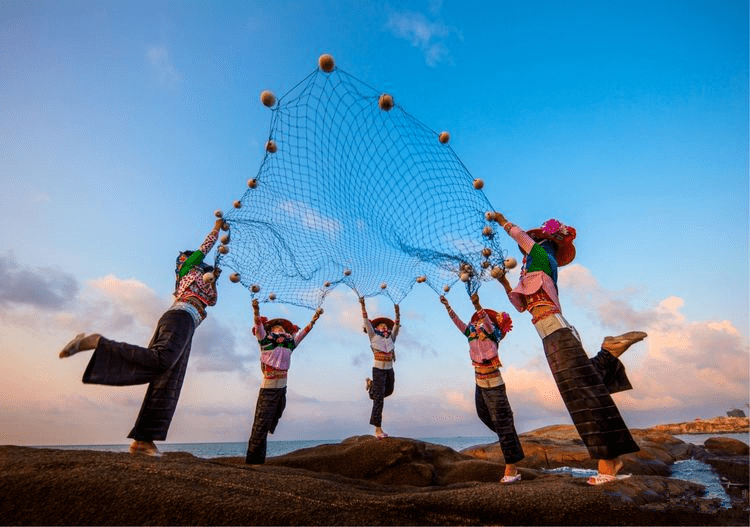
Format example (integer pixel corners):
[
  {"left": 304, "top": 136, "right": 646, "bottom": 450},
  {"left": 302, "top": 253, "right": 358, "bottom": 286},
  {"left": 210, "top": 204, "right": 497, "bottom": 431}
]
[
  {"left": 587, "top": 473, "right": 616, "bottom": 485},
  {"left": 500, "top": 473, "right": 521, "bottom": 484},
  {"left": 375, "top": 432, "right": 389, "bottom": 440},
  {"left": 59, "top": 333, "right": 86, "bottom": 358},
  {"left": 129, "top": 440, "right": 162, "bottom": 457}
]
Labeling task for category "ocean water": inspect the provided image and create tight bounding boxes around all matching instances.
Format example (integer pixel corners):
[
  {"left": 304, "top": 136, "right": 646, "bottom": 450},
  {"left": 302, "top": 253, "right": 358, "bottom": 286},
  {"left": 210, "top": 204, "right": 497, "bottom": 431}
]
[{"left": 41, "top": 435, "right": 498, "bottom": 459}]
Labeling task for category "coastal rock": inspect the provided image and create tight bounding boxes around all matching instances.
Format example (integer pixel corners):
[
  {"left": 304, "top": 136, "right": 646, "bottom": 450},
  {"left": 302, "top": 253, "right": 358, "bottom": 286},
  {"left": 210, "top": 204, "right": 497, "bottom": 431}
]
[
  {"left": 651, "top": 416, "right": 749, "bottom": 435},
  {"left": 1, "top": 438, "right": 748, "bottom": 526},
  {"left": 704, "top": 437, "right": 750, "bottom": 457},
  {"left": 461, "top": 425, "right": 686, "bottom": 476}
]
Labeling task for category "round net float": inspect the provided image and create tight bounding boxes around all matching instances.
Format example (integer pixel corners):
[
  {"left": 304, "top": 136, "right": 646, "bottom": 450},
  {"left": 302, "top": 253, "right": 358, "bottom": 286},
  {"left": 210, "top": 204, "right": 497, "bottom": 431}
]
[
  {"left": 318, "top": 53, "right": 335, "bottom": 72},
  {"left": 323, "top": 281, "right": 331, "bottom": 288},
  {"left": 265, "top": 140, "right": 277, "bottom": 153},
  {"left": 481, "top": 260, "right": 490, "bottom": 269},
  {"left": 247, "top": 178, "right": 258, "bottom": 189},
  {"left": 438, "top": 131, "right": 450, "bottom": 144},
  {"left": 233, "top": 200, "right": 242, "bottom": 209},
  {"left": 485, "top": 211, "right": 495, "bottom": 221},
  {"left": 250, "top": 284, "right": 261, "bottom": 293},
  {"left": 202, "top": 272, "right": 216, "bottom": 283},
  {"left": 378, "top": 93, "right": 394, "bottom": 111},
  {"left": 482, "top": 247, "right": 492, "bottom": 257},
  {"left": 220, "top": 221, "right": 229, "bottom": 231},
  {"left": 491, "top": 266, "right": 505, "bottom": 279},
  {"left": 460, "top": 272, "right": 470, "bottom": 282},
  {"left": 260, "top": 90, "right": 276, "bottom": 107},
  {"left": 443, "top": 284, "right": 451, "bottom": 293},
  {"left": 473, "top": 178, "right": 484, "bottom": 190},
  {"left": 268, "top": 293, "right": 277, "bottom": 301},
  {"left": 343, "top": 268, "right": 352, "bottom": 276},
  {"left": 482, "top": 225, "right": 494, "bottom": 237},
  {"left": 504, "top": 257, "right": 517, "bottom": 269},
  {"left": 229, "top": 272, "right": 241, "bottom": 283},
  {"left": 214, "top": 209, "right": 223, "bottom": 218},
  {"left": 416, "top": 275, "right": 427, "bottom": 283},
  {"left": 380, "top": 282, "right": 387, "bottom": 289},
  {"left": 221, "top": 234, "right": 230, "bottom": 244},
  {"left": 218, "top": 245, "right": 228, "bottom": 254}
]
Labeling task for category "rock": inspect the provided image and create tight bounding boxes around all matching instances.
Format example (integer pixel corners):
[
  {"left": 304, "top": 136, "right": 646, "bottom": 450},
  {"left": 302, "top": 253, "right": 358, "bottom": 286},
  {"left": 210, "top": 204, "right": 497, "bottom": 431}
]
[
  {"left": 704, "top": 437, "right": 750, "bottom": 457},
  {"left": 461, "top": 425, "right": 683, "bottom": 476},
  {"left": 651, "top": 416, "right": 749, "bottom": 435}
]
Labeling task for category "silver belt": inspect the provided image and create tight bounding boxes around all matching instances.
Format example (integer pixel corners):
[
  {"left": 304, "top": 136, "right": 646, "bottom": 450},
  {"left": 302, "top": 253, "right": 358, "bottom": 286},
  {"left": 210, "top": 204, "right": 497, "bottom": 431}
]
[
  {"left": 373, "top": 360, "right": 393, "bottom": 370},
  {"left": 533, "top": 313, "right": 572, "bottom": 339},
  {"left": 261, "top": 377, "right": 287, "bottom": 389}
]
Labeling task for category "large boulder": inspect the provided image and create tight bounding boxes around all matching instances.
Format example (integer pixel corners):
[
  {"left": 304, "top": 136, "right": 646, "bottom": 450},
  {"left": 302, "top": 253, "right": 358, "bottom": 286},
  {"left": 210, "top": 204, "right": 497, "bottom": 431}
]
[{"left": 461, "top": 425, "right": 687, "bottom": 476}]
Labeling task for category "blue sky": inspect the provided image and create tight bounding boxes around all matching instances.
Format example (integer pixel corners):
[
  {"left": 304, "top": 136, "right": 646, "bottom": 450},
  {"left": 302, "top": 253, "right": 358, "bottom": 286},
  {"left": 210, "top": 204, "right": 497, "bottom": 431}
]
[{"left": 1, "top": 0, "right": 747, "bottom": 445}]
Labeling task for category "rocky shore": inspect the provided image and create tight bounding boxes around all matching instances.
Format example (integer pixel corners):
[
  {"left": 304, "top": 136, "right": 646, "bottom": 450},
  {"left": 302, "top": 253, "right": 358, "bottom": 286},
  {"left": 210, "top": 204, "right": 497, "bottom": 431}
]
[
  {"left": 651, "top": 416, "right": 749, "bottom": 435},
  {"left": 1, "top": 424, "right": 748, "bottom": 526}
]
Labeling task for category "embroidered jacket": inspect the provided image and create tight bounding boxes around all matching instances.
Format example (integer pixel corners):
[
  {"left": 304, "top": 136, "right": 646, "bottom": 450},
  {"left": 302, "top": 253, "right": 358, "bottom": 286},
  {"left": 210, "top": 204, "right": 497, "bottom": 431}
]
[
  {"left": 174, "top": 229, "right": 219, "bottom": 312},
  {"left": 254, "top": 319, "right": 313, "bottom": 372},
  {"left": 448, "top": 309, "right": 507, "bottom": 365},
  {"left": 363, "top": 318, "right": 400, "bottom": 359},
  {"left": 506, "top": 225, "right": 562, "bottom": 315}
]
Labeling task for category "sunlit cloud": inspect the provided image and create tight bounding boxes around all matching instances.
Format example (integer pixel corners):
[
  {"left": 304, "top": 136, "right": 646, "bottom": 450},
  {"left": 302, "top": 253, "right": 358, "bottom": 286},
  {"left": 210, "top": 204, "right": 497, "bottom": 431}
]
[
  {"left": 384, "top": 7, "right": 462, "bottom": 67},
  {"left": 146, "top": 45, "right": 180, "bottom": 87}
]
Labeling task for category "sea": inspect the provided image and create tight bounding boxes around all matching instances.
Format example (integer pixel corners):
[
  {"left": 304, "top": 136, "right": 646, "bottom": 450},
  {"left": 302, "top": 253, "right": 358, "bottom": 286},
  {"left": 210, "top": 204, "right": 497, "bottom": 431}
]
[{"left": 38, "top": 432, "right": 748, "bottom": 508}]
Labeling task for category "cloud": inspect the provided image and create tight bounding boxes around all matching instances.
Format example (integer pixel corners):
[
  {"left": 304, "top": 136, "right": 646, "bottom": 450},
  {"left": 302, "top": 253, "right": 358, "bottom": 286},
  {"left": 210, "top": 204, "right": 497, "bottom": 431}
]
[
  {"left": 278, "top": 200, "right": 342, "bottom": 238},
  {"left": 385, "top": 7, "right": 462, "bottom": 67},
  {"left": 146, "top": 45, "right": 180, "bottom": 87},
  {"left": 0, "top": 251, "right": 79, "bottom": 310}
]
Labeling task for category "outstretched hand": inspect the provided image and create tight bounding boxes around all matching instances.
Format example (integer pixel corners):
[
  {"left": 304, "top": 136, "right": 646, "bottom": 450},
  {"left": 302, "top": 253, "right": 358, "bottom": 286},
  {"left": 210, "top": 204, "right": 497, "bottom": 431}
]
[
  {"left": 252, "top": 298, "right": 260, "bottom": 313},
  {"left": 494, "top": 212, "right": 508, "bottom": 227},
  {"left": 213, "top": 217, "right": 225, "bottom": 231},
  {"left": 439, "top": 295, "right": 449, "bottom": 306},
  {"left": 313, "top": 308, "right": 324, "bottom": 320}
]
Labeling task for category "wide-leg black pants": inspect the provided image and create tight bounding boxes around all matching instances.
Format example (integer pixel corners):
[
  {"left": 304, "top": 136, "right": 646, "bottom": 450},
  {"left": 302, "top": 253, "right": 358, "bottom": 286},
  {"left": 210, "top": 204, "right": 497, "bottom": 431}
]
[
  {"left": 368, "top": 367, "right": 394, "bottom": 427},
  {"left": 82, "top": 309, "right": 195, "bottom": 441},
  {"left": 475, "top": 383, "right": 525, "bottom": 464},
  {"left": 246, "top": 386, "right": 287, "bottom": 464},
  {"left": 543, "top": 328, "right": 640, "bottom": 459}
]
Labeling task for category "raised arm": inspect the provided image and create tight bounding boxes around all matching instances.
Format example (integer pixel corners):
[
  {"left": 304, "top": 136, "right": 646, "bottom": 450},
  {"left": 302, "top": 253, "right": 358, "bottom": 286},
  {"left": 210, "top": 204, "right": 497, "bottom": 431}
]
[
  {"left": 252, "top": 298, "right": 266, "bottom": 341},
  {"left": 359, "top": 297, "right": 374, "bottom": 337},
  {"left": 391, "top": 304, "right": 401, "bottom": 341},
  {"left": 295, "top": 308, "right": 323, "bottom": 346},
  {"left": 440, "top": 295, "right": 467, "bottom": 333},
  {"left": 494, "top": 212, "right": 535, "bottom": 254}
]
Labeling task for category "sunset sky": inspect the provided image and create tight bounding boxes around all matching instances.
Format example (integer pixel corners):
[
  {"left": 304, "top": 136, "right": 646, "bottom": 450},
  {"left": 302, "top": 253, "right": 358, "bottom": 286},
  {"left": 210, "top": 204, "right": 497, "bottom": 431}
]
[{"left": 1, "top": 0, "right": 747, "bottom": 446}]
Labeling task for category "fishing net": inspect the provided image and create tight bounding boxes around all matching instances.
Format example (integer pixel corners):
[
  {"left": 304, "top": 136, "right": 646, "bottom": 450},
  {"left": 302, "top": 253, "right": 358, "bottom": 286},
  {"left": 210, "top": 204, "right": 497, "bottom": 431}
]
[{"left": 215, "top": 55, "right": 509, "bottom": 309}]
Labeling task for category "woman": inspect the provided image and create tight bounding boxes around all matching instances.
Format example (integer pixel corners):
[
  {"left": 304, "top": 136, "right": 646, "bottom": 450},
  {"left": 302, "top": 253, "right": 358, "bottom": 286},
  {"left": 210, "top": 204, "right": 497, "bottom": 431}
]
[
  {"left": 440, "top": 291, "right": 525, "bottom": 483},
  {"left": 246, "top": 298, "right": 323, "bottom": 464},
  {"left": 58, "top": 218, "right": 225, "bottom": 457},
  {"left": 359, "top": 296, "right": 399, "bottom": 439},
  {"left": 493, "top": 213, "right": 645, "bottom": 485}
]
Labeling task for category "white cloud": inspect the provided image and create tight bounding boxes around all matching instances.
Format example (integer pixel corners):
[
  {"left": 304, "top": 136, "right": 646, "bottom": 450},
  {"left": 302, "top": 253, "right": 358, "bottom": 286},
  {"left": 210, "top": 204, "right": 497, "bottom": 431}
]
[
  {"left": 279, "top": 200, "right": 342, "bottom": 238},
  {"left": 385, "top": 8, "right": 462, "bottom": 67},
  {"left": 146, "top": 45, "right": 180, "bottom": 87}
]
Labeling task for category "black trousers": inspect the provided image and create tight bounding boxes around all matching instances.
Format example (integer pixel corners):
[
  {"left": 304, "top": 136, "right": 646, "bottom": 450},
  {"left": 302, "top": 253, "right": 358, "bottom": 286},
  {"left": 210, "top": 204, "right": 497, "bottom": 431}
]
[
  {"left": 246, "top": 386, "right": 287, "bottom": 464},
  {"left": 368, "top": 367, "right": 394, "bottom": 427},
  {"left": 543, "top": 328, "right": 640, "bottom": 459},
  {"left": 475, "top": 383, "right": 525, "bottom": 464},
  {"left": 82, "top": 309, "right": 195, "bottom": 442}
]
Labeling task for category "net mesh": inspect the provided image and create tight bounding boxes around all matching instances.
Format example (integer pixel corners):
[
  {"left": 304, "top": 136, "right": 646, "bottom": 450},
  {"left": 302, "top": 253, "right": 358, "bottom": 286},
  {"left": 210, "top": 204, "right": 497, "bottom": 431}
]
[{"left": 216, "top": 62, "right": 507, "bottom": 309}]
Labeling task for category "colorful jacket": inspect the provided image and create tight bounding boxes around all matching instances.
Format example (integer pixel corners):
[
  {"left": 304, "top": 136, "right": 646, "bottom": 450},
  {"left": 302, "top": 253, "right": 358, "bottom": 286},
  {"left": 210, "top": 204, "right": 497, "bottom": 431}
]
[
  {"left": 448, "top": 310, "right": 507, "bottom": 365},
  {"left": 174, "top": 229, "right": 219, "bottom": 311},
  {"left": 506, "top": 225, "right": 561, "bottom": 314},
  {"left": 254, "top": 320, "right": 312, "bottom": 371}
]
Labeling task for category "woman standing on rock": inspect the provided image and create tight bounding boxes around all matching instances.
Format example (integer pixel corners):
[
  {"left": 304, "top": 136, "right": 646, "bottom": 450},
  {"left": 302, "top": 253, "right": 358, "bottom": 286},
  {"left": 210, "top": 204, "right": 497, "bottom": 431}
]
[
  {"left": 359, "top": 296, "right": 399, "bottom": 439},
  {"left": 246, "top": 298, "right": 323, "bottom": 464},
  {"left": 492, "top": 213, "right": 646, "bottom": 485},
  {"left": 58, "top": 218, "right": 225, "bottom": 457},
  {"left": 439, "top": 291, "right": 525, "bottom": 483}
]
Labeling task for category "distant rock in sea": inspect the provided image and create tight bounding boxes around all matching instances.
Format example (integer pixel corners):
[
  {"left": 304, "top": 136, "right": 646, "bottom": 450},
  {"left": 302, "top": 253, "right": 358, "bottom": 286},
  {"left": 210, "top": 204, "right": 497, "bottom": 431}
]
[{"left": 651, "top": 416, "right": 749, "bottom": 435}]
